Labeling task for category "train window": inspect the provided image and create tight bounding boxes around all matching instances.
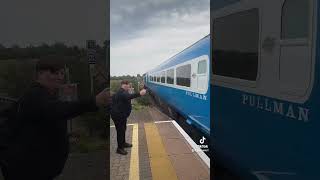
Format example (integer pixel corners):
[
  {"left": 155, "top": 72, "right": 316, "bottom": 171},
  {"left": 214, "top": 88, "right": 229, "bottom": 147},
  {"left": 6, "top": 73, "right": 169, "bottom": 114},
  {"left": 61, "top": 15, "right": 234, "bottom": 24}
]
[
  {"left": 161, "top": 71, "right": 166, "bottom": 83},
  {"left": 198, "top": 60, "right": 207, "bottom": 74},
  {"left": 212, "top": 8, "right": 259, "bottom": 81},
  {"left": 166, "top": 69, "right": 174, "bottom": 84},
  {"left": 157, "top": 74, "right": 160, "bottom": 82},
  {"left": 281, "top": 0, "right": 310, "bottom": 39},
  {"left": 176, "top": 64, "right": 191, "bottom": 87}
]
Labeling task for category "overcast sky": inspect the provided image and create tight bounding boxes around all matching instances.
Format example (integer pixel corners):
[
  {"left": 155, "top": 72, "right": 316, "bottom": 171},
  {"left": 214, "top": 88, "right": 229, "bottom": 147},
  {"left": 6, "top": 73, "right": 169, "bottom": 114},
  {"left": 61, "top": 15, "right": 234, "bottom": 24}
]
[
  {"left": 110, "top": 0, "right": 210, "bottom": 76},
  {"left": 0, "top": 0, "right": 108, "bottom": 47}
]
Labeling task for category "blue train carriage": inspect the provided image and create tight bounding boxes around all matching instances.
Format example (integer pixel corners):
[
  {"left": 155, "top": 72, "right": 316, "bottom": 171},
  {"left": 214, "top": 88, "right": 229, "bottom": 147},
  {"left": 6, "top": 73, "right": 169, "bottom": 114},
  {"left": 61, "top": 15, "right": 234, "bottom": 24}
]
[
  {"left": 145, "top": 35, "right": 211, "bottom": 136},
  {"left": 212, "top": 0, "right": 320, "bottom": 179}
]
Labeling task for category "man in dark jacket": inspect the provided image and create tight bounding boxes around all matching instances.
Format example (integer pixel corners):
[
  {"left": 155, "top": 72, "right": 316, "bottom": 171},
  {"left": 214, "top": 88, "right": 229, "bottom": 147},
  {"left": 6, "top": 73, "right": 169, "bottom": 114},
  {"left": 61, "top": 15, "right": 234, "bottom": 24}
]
[
  {"left": 111, "top": 80, "right": 146, "bottom": 155},
  {"left": 0, "top": 57, "right": 110, "bottom": 180}
]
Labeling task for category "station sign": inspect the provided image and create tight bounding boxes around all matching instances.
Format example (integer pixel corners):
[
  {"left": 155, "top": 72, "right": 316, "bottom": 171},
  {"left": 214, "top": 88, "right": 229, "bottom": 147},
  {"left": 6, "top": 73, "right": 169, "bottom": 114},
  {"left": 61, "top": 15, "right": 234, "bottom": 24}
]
[{"left": 87, "top": 40, "right": 96, "bottom": 64}]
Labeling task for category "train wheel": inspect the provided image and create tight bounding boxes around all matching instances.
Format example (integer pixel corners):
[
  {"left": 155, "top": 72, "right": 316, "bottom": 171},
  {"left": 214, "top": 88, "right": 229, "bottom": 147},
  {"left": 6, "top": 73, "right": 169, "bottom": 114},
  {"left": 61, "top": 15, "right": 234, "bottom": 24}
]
[
  {"left": 168, "top": 107, "right": 173, "bottom": 118},
  {"left": 158, "top": 97, "right": 162, "bottom": 106},
  {"left": 168, "top": 107, "right": 178, "bottom": 120},
  {"left": 150, "top": 94, "right": 158, "bottom": 106}
]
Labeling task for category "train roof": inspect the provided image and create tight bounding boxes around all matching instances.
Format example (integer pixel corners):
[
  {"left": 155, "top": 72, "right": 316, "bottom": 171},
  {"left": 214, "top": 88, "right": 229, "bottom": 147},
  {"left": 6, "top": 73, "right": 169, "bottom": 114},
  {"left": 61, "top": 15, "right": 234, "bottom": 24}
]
[
  {"left": 211, "top": 0, "right": 240, "bottom": 10},
  {"left": 147, "top": 35, "right": 210, "bottom": 74}
]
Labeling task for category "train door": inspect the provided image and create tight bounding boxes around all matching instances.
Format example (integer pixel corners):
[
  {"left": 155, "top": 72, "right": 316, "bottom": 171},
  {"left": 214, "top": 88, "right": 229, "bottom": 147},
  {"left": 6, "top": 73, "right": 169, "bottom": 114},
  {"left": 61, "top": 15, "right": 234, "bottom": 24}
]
[
  {"left": 197, "top": 59, "right": 209, "bottom": 91},
  {"left": 258, "top": 0, "right": 314, "bottom": 98},
  {"left": 277, "top": 0, "right": 314, "bottom": 97},
  {"left": 257, "top": 0, "right": 315, "bottom": 101}
]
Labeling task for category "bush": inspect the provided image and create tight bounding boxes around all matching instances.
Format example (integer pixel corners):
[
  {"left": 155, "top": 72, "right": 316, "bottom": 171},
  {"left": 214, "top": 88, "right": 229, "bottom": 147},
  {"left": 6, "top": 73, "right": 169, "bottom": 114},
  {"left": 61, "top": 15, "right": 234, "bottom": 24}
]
[
  {"left": 69, "top": 108, "right": 109, "bottom": 153},
  {"left": 136, "top": 94, "right": 151, "bottom": 106},
  {"left": 78, "top": 108, "right": 108, "bottom": 138}
]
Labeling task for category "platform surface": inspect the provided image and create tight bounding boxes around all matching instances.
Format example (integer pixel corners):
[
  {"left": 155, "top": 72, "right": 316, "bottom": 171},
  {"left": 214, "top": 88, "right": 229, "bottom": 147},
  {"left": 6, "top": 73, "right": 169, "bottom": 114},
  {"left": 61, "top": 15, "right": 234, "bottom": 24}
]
[{"left": 110, "top": 107, "right": 210, "bottom": 180}]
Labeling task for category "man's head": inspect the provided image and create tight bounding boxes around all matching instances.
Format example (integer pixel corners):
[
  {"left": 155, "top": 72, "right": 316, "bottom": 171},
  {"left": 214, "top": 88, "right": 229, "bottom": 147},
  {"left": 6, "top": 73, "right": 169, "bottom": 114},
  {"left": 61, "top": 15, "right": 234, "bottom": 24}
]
[
  {"left": 120, "top": 80, "right": 130, "bottom": 91},
  {"left": 36, "top": 55, "right": 65, "bottom": 90}
]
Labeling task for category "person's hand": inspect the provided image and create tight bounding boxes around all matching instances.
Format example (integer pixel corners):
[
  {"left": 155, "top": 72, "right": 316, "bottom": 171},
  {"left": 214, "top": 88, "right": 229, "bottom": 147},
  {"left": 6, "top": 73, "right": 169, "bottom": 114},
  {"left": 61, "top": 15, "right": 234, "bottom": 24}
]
[
  {"left": 95, "top": 89, "right": 111, "bottom": 107},
  {"left": 140, "top": 89, "right": 147, "bottom": 96}
]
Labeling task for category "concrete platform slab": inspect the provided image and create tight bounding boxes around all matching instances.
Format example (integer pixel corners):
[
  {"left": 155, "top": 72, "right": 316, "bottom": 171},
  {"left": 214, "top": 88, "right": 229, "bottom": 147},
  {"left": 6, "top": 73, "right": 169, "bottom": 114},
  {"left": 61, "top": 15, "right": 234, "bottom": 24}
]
[{"left": 110, "top": 107, "right": 210, "bottom": 180}]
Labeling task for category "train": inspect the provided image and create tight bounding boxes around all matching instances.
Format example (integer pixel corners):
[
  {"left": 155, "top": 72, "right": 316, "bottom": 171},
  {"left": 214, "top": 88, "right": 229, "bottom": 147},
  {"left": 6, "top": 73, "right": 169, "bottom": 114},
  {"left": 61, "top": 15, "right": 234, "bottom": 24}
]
[
  {"left": 143, "top": 35, "right": 211, "bottom": 136},
  {"left": 212, "top": 0, "right": 320, "bottom": 179}
]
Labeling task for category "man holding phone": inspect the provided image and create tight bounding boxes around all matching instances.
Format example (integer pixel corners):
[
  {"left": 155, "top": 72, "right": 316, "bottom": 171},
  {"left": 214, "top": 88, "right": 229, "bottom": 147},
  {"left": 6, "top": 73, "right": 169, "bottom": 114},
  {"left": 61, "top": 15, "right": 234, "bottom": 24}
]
[{"left": 0, "top": 56, "right": 110, "bottom": 180}]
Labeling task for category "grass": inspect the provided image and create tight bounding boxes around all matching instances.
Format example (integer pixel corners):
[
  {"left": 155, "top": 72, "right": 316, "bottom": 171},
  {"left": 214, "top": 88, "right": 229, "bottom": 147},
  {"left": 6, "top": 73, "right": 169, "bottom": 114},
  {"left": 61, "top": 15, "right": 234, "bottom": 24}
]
[
  {"left": 132, "top": 100, "right": 147, "bottom": 111},
  {"left": 68, "top": 109, "right": 109, "bottom": 153}
]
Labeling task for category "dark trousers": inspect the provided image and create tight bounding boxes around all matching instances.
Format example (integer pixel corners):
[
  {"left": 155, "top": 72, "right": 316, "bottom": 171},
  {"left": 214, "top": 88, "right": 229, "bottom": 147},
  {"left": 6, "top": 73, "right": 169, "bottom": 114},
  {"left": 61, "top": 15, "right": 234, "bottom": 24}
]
[{"left": 112, "top": 117, "right": 127, "bottom": 149}]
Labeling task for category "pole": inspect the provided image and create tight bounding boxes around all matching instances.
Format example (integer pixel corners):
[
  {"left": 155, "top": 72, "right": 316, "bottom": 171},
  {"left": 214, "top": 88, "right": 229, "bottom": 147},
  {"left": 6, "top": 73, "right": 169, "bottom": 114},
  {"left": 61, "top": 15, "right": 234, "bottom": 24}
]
[
  {"left": 89, "top": 64, "right": 95, "bottom": 95},
  {"left": 87, "top": 40, "right": 96, "bottom": 96},
  {"left": 64, "top": 64, "right": 73, "bottom": 133}
]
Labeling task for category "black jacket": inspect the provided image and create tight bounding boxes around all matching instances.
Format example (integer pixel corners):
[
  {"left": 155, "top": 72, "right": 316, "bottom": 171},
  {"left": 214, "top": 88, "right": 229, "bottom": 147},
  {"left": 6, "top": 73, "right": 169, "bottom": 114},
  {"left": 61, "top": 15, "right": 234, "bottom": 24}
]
[
  {"left": 3, "top": 82, "right": 98, "bottom": 177},
  {"left": 111, "top": 88, "right": 140, "bottom": 119}
]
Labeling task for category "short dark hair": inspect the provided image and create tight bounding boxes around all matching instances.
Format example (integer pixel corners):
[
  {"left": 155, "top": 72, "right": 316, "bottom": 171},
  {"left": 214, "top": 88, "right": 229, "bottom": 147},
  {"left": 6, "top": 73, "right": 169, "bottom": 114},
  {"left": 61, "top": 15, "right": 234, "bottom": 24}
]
[
  {"left": 36, "top": 55, "right": 65, "bottom": 73},
  {"left": 120, "top": 80, "right": 129, "bottom": 85}
]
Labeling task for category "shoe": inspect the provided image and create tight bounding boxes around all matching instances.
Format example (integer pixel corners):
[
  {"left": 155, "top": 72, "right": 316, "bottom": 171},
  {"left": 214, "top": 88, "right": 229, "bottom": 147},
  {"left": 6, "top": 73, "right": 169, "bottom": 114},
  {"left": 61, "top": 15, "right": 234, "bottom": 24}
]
[
  {"left": 124, "top": 142, "right": 133, "bottom": 148},
  {"left": 116, "top": 148, "right": 128, "bottom": 155}
]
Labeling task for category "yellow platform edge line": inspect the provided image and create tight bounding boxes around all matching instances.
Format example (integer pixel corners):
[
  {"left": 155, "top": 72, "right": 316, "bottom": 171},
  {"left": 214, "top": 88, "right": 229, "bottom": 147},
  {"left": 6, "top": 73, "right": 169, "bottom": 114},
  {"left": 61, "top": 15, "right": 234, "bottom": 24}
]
[
  {"left": 144, "top": 123, "right": 178, "bottom": 180},
  {"left": 129, "top": 124, "right": 139, "bottom": 180}
]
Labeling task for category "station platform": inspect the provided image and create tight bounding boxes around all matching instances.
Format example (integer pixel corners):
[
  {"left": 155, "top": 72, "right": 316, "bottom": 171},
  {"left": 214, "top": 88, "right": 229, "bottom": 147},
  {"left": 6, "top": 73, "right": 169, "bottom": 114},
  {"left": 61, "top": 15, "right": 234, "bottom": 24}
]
[{"left": 110, "top": 107, "right": 210, "bottom": 180}]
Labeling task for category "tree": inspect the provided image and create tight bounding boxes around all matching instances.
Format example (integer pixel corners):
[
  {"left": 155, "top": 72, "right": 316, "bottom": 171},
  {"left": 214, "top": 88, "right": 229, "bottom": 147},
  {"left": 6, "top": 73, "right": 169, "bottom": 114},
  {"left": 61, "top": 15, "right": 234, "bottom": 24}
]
[
  {"left": 0, "top": 44, "right": 5, "bottom": 49},
  {"left": 0, "top": 44, "right": 7, "bottom": 60}
]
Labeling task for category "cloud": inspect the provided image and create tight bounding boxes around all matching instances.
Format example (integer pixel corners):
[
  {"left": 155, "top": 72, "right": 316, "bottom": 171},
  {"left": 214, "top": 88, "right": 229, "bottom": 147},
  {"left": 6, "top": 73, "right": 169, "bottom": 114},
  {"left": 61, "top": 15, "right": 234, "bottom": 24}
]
[
  {"left": 111, "top": 0, "right": 209, "bottom": 43},
  {"left": 110, "top": 1, "right": 209, "bottom": 76}
]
